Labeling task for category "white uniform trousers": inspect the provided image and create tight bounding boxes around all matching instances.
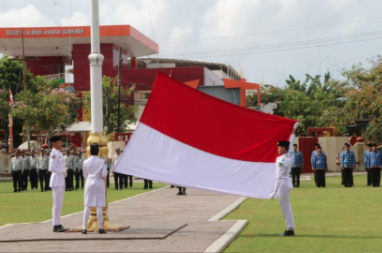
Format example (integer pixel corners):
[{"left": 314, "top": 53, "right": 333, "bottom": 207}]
[
  {"left": 52, "top": 186, "right": 65, "bottom": 226},
  {"left": 278, "top": 186, "right": 295, "bottom": 229}
]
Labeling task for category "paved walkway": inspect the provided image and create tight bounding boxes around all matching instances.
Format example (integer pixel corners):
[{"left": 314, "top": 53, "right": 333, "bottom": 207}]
[{"left": 0, "top": 186, "right": 247, "bottom": 253}]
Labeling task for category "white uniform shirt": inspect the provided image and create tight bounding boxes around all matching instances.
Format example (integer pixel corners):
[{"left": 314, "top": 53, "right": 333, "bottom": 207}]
[
  {"left": 10, "top": 157, "right": 23, "bottom": 172},
  {"left": 64, "top": 154, "right": 75, "bottom": 170},
  {"left": 77, "top": 157, "right": 84, "bottom": 171},
  {"left": 83, "top": 156, "right": 108, "bottom": 207},
  {"left": 111, "top": 154, "right": 120, "bottom": 172},
  {"left": 30, "top": 156, "right": 38, "bottom": 169},
  {"left": 272, "top": 134, "right": 295, "bottom": 194},
  {"left": 49, "top": 148, "right": 66, "bottom": 187},
  {"left": 39, "top": 154, "right": 49, "bottom": 170}
]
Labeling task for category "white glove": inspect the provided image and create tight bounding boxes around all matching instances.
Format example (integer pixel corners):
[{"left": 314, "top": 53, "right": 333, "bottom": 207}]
[
  {"left": 63, "top": 171, "right": 67, "bottom": 177},
  {"left": 269, "top": 192, "right": 277, "bottom": 199},
  {"left": 293, "top": 121, "right": 300, "bottom": 130}
]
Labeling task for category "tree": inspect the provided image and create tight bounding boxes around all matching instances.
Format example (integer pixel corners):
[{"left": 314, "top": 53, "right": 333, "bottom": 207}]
[
  {"left": 12, "top": 85, "right": 83, "bottom": 147},
  {"left": 343, "top": 56, "right": 382, "bottom": 142},
  {"left": 85, "top": 76, "right": 138, "bottom": 134}
]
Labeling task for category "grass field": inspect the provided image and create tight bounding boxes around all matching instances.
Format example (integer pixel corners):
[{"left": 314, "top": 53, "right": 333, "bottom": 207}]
[
  {"left": 0, "top": 180, "right": 166, "bottom": 227},
  {"left": 224, "top": 175, "right": 382, "bottom": 253}
]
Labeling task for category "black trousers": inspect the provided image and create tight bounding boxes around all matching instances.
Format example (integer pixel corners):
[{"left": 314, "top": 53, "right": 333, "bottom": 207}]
[
  {"left": 74, "top": 168, "right": 80, "bottom": 189},
  {"left": 113, "top": 172, "right": 123, "bottom": 189},
  {"left": 177, "top": 186, "right": 186, "bottom": 194},
  {"left": 291, "top": 167, "right": 301, "bottom": 187},
  {"left": 46, "top": 172, "right": 51, "bottom": 190},
  {"left": 144, "top": 179, "right": 153, "bottom": 189},
  {"left": 315, "top": 170, "right": 326, "bottom": 187},
  {"left": 106, "top": 168, "right": 110, "bottom": 188},
  {"left": 79, "top": 171, "right": 84, "bottom": 188},
  {"left": 341, "top": 169, "right": 345, "bottom": 185},
  {"left": 367, "top": 169, "right": 372, "bottom": 186},
  {"left": 22, "top": 170, "right": 29, "bottom": 190},
  {"left": 343, "top": 167, "right": 354, "bottom": 187},
  {"left": 125, "top": 175, "right": 133, "bottom": 187},
  {"left": 371, "top": 167, "right": 381, "bottom": 187},
  {"left": 12, "top": 170, "right": 22, "bottom": 192},
  {"left": 29, "top": 168, "right": 38, "bottom": 189},
  {"left": 39, "top": 169, "right": 49, "bottom": 191},
  {"left": 66, "top": 169, "right": 74, "bottom": 190}
]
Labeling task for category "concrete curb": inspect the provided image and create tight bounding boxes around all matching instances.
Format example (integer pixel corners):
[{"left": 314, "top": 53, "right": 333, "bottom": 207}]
[
  {"left": 208, "top": 197, "right": 247, "bottom": 221},
  {"left": 203, "top": 220, "right": 248, "bottom": 253}
]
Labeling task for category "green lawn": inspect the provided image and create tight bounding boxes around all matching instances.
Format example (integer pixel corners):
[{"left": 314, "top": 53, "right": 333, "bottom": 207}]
[
  {"left": 224, "top": 175, "right": 382, "bottom": 253},
  {"left": 0, "top": 180, "right": 166, "bottom": 226}
]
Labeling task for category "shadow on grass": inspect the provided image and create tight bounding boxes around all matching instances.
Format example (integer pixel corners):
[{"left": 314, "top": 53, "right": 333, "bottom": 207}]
[{"left": 240, "top": 234, "right": 382, "bottom": 239}]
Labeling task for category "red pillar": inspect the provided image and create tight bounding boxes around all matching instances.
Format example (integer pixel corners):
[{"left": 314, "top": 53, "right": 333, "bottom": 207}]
[{"left": 131, "top": 57, "right": 137, "bottom": 69}]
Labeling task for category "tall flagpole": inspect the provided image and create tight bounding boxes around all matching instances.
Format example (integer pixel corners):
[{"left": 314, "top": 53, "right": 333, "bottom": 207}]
[{"left": 85, "top": 0, "right": 125, "bottom": 231}]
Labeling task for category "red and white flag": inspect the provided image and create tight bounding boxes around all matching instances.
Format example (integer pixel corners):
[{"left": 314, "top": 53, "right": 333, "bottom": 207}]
[
  {"left": 114, "top": 72, "right": 296, "bottom": 199},
  {"left": 9, "top": 89, "right": 14, "bottom": 105}
]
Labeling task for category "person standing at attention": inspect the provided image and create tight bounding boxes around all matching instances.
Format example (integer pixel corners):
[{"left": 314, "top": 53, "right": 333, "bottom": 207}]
[
  {"left": 49, "top": 136, "right": 69, "bottom": 232},
  {"left": 269, "top": 121, "right": 299, "bottom": 236},
  {"left": 81, "top": 143, "right": 108, "bottom": 234},
  {"left": 291, "top": 144, "right": 304, "bottom": 188}
]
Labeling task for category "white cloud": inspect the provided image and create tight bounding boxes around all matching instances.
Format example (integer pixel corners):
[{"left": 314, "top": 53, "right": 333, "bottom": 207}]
[
  {"left": 60, "top": 11, "right": 90, "bottom": 26},
  {"left": 0, "top": 4, "right": 56, "bottom": 27}
]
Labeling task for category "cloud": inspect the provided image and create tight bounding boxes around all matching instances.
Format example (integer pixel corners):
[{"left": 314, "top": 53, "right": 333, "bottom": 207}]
[
  {"left": 0, "top": 4, "right": 56, "bottom": 27},
  {"left": 60, "top": 11, "right": 90, "bottom": 26}
]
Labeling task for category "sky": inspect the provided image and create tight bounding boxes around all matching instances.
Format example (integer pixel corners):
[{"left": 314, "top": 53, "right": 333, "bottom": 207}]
[{"left": 0, "top": 0, "right": 381, "bottom": 87}]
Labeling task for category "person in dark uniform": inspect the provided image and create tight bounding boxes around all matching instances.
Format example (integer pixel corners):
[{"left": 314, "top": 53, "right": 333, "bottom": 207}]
[
  {"left": 21, "top": 150, "right": 30, "bottom": 191},
  {"left": 10, "top": 151, "right": 23, "bottom": 192},
  {"left": 77, "top": 152, "right": 85, "bottom": 189},
  {"left": 364, "top": 143, "right": 372, "bottom": 186},
  {"left": 143, "top": 179, "right": 153, "bottom": 189},
  {"left": 291, "top": 144, "right": 304, "bottom": 188},
  {"left": 311, "top": 145, "right": 327, "bottom": 187},
  {"left": 369, "top": 144, "right": 382, "bottom": 187},
  {"left": 177, "top": 186, "right": 186, "bottom": 195},
  {"left": 311, "top": 144, "right": 324, "bottom": 185},
  {"left": 106, "top": 157, "right": 110, "bottom": 188},
  {"left": 340, "top": 143, "right": 356, "bottom": 187},
  {"left": 29, "top": 150, "right": 39, "bottom": 190},
  {"left": 39, "top": 149, "right": 50, "bottom": 192},
  {"left": 112, "top": 148, "right": 123, "bottom": 190},
  {"left": 64, "top": 150, "right": 75, "bottom": 191}
]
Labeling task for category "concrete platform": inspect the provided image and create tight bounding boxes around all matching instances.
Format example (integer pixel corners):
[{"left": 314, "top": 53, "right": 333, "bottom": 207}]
[{"left": 0, "top": 187, "right": 246, "bottom": 253}]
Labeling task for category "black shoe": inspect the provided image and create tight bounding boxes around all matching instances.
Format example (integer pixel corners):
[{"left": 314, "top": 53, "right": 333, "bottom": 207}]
[
  {"left": 14, "top": 190, "right": 17, "bottom": 193},
  {"left": 280, "top": 230, "right": 295, "bottom": 236},
  {"left": 170, "top": 185, "right": 174, "bottom": 188},
  {"left": 149, "top": 186, "right": 153, "bottom": 189},
  {"left": 98, "top": 228, "right": 106, "bottom": 234},
  {"left": 177, "top": 192, "right": 183, "bottom": 195},
  {"left": 81, "top": 229, "right": 87, "bottom": 234},
  {"left": 55, "top": 224, "right": 69, "bottom": 232},
  {"left": 183, "top": 191, "right": 187, "bottom": 195},
  {"left": 143, "top": 187, "right": 148, "bottom": 189}
]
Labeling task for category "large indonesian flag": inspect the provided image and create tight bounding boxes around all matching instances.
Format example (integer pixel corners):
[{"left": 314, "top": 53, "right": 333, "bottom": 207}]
[{"left": 114, "top": 72, "right": 296, "bottom": 199}]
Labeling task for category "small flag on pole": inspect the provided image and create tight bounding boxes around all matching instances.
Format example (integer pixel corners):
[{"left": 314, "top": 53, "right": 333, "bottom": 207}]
[{"left": 9, "top": 90, "right": 14, "bottom": 106}]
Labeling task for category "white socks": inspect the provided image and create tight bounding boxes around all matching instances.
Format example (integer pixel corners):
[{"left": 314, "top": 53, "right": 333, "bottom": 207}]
[
  {"left": 83, "top": 207, "right": 91, "bottom": 230},
  {"left": 97, "top": 207, "right": 103, "bottom": 229},
  {"left": 83, "top": 207, "right": 103, "bottom": 230}
]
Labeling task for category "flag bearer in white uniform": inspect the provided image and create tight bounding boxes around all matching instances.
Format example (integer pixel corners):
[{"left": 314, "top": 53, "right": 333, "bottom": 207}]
[
  {"left": 269, "top": 121, "right": 299, "bottom": 236},
  {"left": 48, "top": 136, "right": 69, "bottom": 232},
  {"left": 81, "top": 143, "right": 108, "bottom": 234}
]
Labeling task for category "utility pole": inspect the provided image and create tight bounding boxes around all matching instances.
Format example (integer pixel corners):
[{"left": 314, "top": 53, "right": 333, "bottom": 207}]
[
  {"left": 21, "top": 28, "right": 27, "bottom": 90},
  {"left": 117, "top": 47, "right": 122, "bottom": 133}
]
